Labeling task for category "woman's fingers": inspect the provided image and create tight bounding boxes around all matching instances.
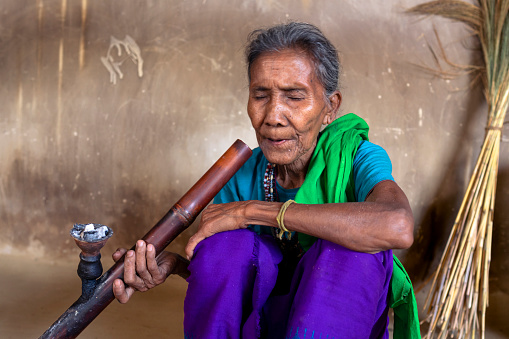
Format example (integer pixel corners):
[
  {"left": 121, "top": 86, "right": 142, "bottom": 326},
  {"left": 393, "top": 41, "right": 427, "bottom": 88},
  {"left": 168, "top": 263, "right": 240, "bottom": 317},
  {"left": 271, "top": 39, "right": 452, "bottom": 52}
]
[
  {"left": 113, "top": 279, "right": 135, "bottom": 304},
  {"left": 123, "top": 250, "right": 137, "bottom": 284},
  {"left": 123, "top": 249, "right": 149, "bottom": 291},
  {"left": 112, "top": 248, "right": 127, "bottom": 262},
  {"left": 124, "top": 241, "right": 170, "bottom": 287},
  {"left": 146, "top": 244, "right": 165, "bottom": 283},
  {"left": 113, "top": 239, "right": 185, "bottom": 305},
  {"left": 185, "top": 207, "right": 231, "bottom": 259},
  {"left": 113, "top": 241, "right": 180, "bottom": 303},
  {"left": 185, "top": 232, "right": 209, "bottom": 260},
  {"left": 134, "top": 240, "right": 153, "bottom": 283},
  {"left": 184, "top": 236, "right": 197, "bottom": 260},
  {"left": 184, "top": 202, "right": 248, "bottom": 259}
]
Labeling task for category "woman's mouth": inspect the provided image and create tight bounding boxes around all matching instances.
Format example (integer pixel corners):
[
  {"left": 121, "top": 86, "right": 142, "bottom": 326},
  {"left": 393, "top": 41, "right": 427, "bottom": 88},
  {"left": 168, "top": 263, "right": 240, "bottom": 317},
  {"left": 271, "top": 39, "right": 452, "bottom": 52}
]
[{"left": 268, "top": 138, "right": 288, "bottom": 145}]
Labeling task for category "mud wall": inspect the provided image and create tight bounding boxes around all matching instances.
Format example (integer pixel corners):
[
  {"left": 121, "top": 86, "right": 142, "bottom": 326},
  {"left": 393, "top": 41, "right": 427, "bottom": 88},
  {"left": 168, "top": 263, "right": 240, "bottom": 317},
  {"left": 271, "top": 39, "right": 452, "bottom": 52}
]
[{"left": 1, "top": 0, "right": 508, "bottom": 295}]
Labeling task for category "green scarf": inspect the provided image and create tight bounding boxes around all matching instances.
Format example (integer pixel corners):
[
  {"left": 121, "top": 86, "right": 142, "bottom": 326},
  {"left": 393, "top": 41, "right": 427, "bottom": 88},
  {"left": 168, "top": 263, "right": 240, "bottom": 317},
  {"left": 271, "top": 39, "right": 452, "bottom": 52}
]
[
  {"left": 295, "top": 113, "right": 368, "bottom": 250},
  {"left": 294, "top": 113, "right": 420, "bottom": 339}
]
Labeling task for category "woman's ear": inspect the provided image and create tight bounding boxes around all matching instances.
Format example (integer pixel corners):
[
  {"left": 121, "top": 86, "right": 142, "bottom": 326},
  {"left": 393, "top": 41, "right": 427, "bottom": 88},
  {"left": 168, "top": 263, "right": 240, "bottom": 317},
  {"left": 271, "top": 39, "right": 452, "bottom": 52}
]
[
  {"left": 323, "top": 91, "right": 342, "bottom": 125},
  {"left": 323, "top": 113, "right": 333, "bottom": 125}
]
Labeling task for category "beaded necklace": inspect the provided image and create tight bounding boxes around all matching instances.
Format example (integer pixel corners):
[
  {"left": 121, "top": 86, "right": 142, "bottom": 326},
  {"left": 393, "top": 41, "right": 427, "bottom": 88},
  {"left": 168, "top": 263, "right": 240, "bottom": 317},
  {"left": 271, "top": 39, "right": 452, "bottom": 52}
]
[
  {"left": 263, "top": 162, "right": 278, "bottom": 203},
  {"left": 264, "top": 162, "right": 294, "bottom": 241},
  {"left": 264, "top": 162, "right": 303, "bottom": 258}
]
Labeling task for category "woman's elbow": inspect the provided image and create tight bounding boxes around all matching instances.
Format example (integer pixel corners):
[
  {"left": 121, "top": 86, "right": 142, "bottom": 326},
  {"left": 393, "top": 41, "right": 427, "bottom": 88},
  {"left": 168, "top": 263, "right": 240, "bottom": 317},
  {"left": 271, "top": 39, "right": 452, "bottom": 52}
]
[{"left": 391, "top": 208, "right": 414, "bottom": 249}]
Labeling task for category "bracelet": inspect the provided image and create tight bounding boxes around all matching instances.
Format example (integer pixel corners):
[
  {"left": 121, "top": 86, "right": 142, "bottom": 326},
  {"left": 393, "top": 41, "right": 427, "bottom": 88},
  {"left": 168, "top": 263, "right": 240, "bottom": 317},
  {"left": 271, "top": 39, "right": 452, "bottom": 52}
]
[{"left": 276, "top": 200, "right": 295, "bottom": 240}]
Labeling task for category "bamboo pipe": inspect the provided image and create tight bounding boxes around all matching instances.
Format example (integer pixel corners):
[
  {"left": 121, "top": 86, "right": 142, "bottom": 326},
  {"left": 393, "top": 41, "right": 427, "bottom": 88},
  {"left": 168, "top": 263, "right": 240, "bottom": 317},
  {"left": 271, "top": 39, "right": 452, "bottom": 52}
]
[{"left": 40, "top": 139, "right": 252, "bottom": 339}]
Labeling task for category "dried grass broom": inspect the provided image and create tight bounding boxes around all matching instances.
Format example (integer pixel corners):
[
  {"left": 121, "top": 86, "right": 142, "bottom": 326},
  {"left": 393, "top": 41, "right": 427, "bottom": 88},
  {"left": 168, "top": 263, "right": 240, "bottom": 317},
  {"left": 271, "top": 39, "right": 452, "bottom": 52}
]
[{"left": 407, "top": 1, "right": 508, "bottom": 338}]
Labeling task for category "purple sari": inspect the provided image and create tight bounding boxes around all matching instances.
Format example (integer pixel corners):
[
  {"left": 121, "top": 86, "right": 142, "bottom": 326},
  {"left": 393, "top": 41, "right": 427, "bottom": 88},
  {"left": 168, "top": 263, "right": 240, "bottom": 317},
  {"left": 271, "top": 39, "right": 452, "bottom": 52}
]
[{"left": 184, "top": 229, "right": 393, "bottom": 338}]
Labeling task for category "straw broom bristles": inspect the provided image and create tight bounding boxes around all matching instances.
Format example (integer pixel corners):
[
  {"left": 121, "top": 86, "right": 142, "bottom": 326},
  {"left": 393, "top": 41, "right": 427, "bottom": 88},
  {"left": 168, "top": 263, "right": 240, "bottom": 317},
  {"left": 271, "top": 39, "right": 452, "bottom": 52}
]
[{"left": 408, "top": 1, "right": 508, "bottom": 338}]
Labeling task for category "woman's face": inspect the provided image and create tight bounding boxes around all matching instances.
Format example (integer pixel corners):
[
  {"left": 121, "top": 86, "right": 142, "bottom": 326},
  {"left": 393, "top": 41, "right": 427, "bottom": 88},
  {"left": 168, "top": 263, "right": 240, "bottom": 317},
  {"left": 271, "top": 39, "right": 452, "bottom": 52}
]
[{"left": 247, "top": 49, "right": 341, "bottom": 168}]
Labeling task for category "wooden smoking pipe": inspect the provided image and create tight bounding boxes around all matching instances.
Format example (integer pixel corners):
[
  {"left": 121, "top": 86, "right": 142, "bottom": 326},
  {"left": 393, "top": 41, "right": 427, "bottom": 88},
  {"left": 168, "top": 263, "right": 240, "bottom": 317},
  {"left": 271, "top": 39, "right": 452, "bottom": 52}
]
[{"left": 40, "top": 139, "right": 252, "bottom": 339}]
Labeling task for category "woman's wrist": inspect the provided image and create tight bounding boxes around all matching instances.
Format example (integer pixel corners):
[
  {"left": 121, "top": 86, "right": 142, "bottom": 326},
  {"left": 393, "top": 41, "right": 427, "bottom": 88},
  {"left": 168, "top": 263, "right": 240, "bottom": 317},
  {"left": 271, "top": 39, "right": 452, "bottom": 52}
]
[
  {"left": 166, "top": 252, "right": 190, "bottom": 279},
  {"left": 245, "top": 200, "right": 283, "bottom": 228},
  {"left": 174, "top": 253, "right": 191, "bottom": 279}
]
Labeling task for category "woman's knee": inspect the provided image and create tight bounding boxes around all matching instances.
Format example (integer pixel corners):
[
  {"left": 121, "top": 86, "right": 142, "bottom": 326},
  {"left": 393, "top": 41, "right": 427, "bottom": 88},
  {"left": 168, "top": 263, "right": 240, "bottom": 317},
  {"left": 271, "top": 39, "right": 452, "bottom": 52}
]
[
  {"left": 295, "top": 239, "right": 391, "bottom": 308},
  {"left": 308, "top": 239, "right": 389, "bottom": 279},
  {"left": 284, "top": 241, "right": 393, "bottom": 337},
  {"left": 188, "top": 229, "right": 258, "bottom": 281}
]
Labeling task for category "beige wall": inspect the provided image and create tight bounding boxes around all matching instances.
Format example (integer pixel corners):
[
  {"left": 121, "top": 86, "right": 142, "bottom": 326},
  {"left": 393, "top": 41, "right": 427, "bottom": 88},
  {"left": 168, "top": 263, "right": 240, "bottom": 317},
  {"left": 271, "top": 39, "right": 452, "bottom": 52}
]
[{"left": 1, "top": 0, "right": 508, "bottom": 298}]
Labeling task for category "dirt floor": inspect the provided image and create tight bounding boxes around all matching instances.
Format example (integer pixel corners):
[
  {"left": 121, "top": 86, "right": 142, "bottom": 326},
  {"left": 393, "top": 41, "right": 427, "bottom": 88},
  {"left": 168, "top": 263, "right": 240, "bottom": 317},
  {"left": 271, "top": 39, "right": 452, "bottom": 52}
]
[
  {"left": 0, "top": 254, "right": 187, "bottom": 338},
  {"left": 1, "top": 253, "right": 508, "bottom": 338}
]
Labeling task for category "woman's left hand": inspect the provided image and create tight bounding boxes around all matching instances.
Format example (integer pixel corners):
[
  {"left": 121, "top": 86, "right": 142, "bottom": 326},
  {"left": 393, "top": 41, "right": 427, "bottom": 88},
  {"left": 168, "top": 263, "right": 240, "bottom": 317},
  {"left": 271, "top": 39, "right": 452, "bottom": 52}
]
[{"left": 185, "top": 201, "right": 256, "bottom": 259}]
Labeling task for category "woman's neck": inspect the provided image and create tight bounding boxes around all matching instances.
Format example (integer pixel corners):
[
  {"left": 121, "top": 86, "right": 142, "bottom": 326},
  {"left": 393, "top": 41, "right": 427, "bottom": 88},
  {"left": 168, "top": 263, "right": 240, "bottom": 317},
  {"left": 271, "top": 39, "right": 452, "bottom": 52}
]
[{"left": 276, "top": 157, "right": 310, "bottom": 189}]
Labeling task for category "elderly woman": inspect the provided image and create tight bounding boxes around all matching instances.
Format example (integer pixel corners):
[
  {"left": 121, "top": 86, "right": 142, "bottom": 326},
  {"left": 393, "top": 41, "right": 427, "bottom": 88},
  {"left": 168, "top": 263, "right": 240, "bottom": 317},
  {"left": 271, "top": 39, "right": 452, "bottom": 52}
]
[{"left": 113, "top": 22, "right": 415, "bottom": 338}]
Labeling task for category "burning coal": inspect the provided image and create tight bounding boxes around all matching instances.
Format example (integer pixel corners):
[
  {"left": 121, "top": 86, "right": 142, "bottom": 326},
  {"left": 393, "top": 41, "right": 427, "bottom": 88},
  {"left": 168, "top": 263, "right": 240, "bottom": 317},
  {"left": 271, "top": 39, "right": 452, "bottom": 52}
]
[{"left": 70, "top": 223, "right": 113, "bottom": 242}]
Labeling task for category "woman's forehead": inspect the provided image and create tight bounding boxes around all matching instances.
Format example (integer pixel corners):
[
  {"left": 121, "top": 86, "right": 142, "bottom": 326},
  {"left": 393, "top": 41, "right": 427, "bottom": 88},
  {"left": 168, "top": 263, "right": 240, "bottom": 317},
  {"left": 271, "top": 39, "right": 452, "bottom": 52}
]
[{"left": 249, "top": 50, "right": 320, "bottom": 88}]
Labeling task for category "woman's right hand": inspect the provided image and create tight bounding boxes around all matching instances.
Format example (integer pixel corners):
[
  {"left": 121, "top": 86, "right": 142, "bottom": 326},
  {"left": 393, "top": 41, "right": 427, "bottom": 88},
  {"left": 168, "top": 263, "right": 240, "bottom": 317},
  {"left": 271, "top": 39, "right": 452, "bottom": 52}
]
[
  {"left": 185, "top": 200, "right": 260, "bottom": 259},
  {"left": 112, "top": 240, "right": 189, "bottom": 304}
]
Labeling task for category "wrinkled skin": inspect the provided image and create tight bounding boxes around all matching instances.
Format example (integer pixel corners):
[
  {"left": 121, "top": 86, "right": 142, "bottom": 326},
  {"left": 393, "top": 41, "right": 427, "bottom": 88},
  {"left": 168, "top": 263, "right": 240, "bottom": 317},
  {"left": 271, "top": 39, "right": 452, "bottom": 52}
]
[{"left": 112, "top": 240, "right": 189, "bottom": 304}]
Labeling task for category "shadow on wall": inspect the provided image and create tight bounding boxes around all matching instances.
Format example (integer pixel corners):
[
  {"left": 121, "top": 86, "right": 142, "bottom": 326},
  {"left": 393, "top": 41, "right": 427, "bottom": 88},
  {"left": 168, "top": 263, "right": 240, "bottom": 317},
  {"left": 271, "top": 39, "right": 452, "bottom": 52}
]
[
  {"left": 406, "top": 137, "right": 509, "bottom": 337},
  {"left": 487, "top": 164, "right": 509, "bottom": 336},
  {"left": 491, "top": 165, "right": 509, "bottom": 295},
  {"left": 406, "top": 149, "right": 509, "bottom": 297},
  {"left": 0, "top": 151, "right": 192, "bottom": 260},
  {"left": 0, "top": 0, "right": 251, "bottom": 261},
  {"left": 403, "top": 74, "right": 486, "bottom": 284}
]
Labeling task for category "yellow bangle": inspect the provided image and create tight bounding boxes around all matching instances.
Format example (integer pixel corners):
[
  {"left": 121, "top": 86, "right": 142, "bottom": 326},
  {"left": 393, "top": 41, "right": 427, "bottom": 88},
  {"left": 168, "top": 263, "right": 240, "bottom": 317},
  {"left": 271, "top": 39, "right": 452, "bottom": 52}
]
[{"left": 276, "top": 199, "right": 295, "bottom": 240}]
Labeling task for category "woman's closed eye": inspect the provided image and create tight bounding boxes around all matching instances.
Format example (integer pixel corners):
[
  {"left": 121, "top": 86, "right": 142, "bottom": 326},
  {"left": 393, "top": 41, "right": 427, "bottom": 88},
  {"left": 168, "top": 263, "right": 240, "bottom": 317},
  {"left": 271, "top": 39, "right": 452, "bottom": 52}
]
[
  {"left": 251, "top": 90, "right": 268, "bottom": 100},
  {"left": 288, "top": 96, "right": 304, "bottom": 101},
  {"left": 284, "top": 89, "right": 306, "bottom": 101}
]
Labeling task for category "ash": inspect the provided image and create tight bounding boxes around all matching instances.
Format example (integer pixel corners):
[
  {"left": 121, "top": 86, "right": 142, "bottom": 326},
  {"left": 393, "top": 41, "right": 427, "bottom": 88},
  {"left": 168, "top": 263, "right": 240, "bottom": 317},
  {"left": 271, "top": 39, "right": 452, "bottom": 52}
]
[{"left": 71, "top": 223, "right": 112, "bottom": 242}]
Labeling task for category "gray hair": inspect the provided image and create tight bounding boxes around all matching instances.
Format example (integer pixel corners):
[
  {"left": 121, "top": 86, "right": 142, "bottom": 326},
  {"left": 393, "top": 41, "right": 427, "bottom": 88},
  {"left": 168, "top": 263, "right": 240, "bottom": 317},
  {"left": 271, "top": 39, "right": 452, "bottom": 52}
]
[{"left": 245, "top": 22, "right": 341, "bottom": 97}]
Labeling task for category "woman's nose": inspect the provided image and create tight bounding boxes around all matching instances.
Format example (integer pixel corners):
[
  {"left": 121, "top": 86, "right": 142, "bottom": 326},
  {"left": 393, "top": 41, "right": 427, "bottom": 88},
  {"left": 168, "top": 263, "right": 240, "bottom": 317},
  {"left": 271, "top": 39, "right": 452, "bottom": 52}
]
[{"left": 264, "top": 96, "right": 287, "bottom": 126}]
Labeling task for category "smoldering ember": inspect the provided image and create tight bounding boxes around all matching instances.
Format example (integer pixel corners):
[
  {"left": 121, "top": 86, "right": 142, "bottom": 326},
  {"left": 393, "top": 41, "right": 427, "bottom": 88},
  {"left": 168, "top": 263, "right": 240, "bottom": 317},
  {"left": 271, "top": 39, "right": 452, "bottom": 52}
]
[{"left": 70, "top": 223, "right": 112, "bottom": 242}]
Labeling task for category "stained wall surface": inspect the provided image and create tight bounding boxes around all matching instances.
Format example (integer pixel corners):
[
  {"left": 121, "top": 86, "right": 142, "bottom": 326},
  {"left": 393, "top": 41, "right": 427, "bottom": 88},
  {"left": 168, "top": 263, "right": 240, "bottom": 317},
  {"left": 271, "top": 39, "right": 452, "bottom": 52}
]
[{"left": 1, "top": 0, "right": 508, "bottom": 335}]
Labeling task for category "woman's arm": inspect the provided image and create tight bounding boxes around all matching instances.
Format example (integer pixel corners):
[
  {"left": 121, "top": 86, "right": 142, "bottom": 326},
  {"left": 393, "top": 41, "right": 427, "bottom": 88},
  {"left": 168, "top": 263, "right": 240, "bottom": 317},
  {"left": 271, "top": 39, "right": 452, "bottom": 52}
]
[
  {"left": 277, "top": 180, "right": 413, "bottom": 253},
  {"left": 185, "top": 180, "right": 414, "bottom": 258}
]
